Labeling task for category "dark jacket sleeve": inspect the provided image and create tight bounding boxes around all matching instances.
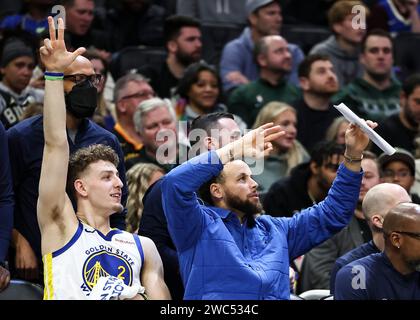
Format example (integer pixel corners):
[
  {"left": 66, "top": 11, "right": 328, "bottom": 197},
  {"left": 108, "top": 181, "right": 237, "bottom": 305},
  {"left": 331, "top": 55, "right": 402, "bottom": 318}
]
[
  {"left": 0, "top": 122, "right": 13, "bottom": 261},
  {"left": 334, "top": 264, "right": 367, "bottom": 300},
  {"left": 138, "top": 179, "right": 184, "bottom": 300}
]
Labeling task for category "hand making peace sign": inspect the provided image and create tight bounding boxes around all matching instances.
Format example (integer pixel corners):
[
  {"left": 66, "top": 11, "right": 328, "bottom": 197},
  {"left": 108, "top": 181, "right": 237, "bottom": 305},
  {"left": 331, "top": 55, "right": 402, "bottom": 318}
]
[{"left": 39, "top": 16, "right": 86, "bottom": 73}]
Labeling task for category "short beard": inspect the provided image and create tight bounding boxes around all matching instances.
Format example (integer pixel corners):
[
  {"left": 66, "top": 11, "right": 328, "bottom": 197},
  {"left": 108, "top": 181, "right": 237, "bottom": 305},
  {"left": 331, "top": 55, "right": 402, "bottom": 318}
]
[
  {"left": 176, "top": 50, "right": 200, "bottom": 67},
  {"left": 404, "top": 103, "right": 420, "bottom": 128},
  {"left": 366, "top": 70, "right": 390, "bottom": 83},
  {"left": 225, "top": 191, "right": 262, "bottom": 228}
]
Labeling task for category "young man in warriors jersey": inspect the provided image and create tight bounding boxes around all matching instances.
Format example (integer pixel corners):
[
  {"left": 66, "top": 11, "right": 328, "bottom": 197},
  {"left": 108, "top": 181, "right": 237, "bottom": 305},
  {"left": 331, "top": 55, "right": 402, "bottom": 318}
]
[{"left": 37, "top": 17, "right": 170, "bottom": 300}]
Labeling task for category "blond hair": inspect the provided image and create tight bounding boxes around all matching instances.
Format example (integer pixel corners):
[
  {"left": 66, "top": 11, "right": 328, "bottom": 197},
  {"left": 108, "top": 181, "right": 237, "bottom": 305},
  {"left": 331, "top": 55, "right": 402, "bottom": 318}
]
[
  {"left": 125, "top": 163, "right": 164, "bottom": 233},
  {"left": 325, "top": 116, "right": 349, "bottom": 143},
  {"left": 253, "top": 101, "right": 308, "bottom": 174}
]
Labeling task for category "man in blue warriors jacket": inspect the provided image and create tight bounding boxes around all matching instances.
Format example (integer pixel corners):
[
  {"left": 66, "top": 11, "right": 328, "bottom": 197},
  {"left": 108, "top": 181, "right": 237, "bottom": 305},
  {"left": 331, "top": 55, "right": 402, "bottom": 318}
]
[{"left": 161, "top": 120, "right": 377, "bottom": 300}]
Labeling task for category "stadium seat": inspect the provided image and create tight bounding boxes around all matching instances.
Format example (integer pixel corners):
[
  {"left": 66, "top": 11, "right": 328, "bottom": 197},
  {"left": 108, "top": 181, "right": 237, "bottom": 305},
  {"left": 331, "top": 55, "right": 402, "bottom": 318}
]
[
  {"left": 200, "top": 22, "right": 245, "bottom": 66},
  {"left": 281, "top": 25, "right": 331, "bottom": 54},
  {"left": 299, "top": 289, "right": 331, "bottom": 300},
  {"left": 0, "top": 280, "right": 43, "bottom": 300},
  {"left": 109, "top": 46, "right": 167, "bottom": 81}
]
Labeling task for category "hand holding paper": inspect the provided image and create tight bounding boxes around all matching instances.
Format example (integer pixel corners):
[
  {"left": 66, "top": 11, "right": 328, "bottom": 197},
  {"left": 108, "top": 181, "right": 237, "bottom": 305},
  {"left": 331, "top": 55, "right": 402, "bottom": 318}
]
[{"left": 334, "top": 103, "right": 396, "bottom": 155}]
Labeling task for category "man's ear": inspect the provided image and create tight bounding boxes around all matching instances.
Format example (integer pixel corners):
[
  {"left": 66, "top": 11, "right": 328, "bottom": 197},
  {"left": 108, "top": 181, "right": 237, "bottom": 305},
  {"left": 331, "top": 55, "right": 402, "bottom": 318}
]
[
  {"left": 331, "top": 22, "right": 343, "bottom": 36},
  {"left": 210, "top": 183, "right": 223, "bottom": 201},
  {"left": 310, "top": 161, "right": 320, "bottom": 175},
  {"left": 390, "top": 231, "right": 402, "bottom": 249},
  {"left": 371, "top": 214, "right": 384, "bottom": 229},
  {"left": 257, "top": 53, "right": 267, "bottom": 68},
  {"left": 205, "top": 137, "right": 216, "bottom": 150},
  {"left": 299, "top": 77, "right": 310, "bottom": 91},
  {"left": 74, "top": 179, "right": 88, "bottom": 197},
  {"left": 167, "top": 40, "right": 178, "bottom": 54}
]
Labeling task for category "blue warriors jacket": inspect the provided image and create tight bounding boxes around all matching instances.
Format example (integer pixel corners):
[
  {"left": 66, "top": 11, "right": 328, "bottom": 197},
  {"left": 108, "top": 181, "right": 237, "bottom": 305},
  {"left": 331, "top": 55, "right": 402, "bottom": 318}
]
[{"left": 161, "top": 151, "right": 363, "bottom": 300}]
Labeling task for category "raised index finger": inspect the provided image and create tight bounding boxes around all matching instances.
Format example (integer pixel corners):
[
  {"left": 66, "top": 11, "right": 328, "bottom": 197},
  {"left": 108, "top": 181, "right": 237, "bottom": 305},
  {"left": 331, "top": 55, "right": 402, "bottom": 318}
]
[{"left": 48, "top": 16, "right": 56, "bottom": 42}]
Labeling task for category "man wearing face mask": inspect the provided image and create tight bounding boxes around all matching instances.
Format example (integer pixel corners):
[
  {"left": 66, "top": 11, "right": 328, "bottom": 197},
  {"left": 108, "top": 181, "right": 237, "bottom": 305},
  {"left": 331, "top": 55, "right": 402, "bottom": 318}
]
[{"left": 6, "top": 55, "right": 128, "bottom": 285}]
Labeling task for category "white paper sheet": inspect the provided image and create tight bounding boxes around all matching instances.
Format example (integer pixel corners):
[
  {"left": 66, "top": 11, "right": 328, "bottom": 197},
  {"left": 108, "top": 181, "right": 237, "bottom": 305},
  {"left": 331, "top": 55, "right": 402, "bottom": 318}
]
[{"left": 333, "top": 103, "right": 396, "bottom": 155}]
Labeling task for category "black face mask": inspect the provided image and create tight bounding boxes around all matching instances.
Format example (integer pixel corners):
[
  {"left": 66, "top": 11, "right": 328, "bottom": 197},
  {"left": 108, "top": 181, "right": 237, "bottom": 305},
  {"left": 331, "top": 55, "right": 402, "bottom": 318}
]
[{"left": 65, "top": 79, "right": 98, "bottom": 119}]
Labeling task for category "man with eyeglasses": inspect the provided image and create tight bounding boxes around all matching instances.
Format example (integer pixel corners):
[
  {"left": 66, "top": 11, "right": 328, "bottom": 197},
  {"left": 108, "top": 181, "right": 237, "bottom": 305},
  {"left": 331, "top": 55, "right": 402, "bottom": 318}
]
[
  {"left": 335, "top": 202, "right": 420, "bottom": 300},
  {"left": 378, "top": 148, "right": 420, "bottom": 204},
  {"left": 0, "top": 37, "right": 44, "bottom": 129},
  {"left": 113, "top": 74, "right": 155, "bottom": 163},
  {"left": 6, "top": 49, "right": 128, "bottom": 285},
  {"left": 333, "top": 29, "right": 401, "bottom": 123}
]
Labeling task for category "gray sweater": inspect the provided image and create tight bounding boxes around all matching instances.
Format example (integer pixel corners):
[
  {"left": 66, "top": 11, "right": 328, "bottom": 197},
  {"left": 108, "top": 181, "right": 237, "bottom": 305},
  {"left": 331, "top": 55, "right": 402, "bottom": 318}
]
[{"left": 310, "top": 35, "right": 364, "bottom": 87}]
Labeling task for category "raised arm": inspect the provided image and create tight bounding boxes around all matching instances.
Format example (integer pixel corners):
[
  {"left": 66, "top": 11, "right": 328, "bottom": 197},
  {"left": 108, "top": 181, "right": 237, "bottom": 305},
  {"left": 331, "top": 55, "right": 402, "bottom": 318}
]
[{"left": 37, "top": 17, "right": 86, "bottom": 251}]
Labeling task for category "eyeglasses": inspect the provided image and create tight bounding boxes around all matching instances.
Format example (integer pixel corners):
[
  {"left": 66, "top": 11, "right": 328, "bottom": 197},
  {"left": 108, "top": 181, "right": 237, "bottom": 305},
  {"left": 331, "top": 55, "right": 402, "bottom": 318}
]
[
  {"left": 63, "top": 74, "right": 103, "bottom": 87},
  {"left": 382, "top": 170, "right": 412, "bottom": 178},
  {"left": 119, "top": 91, "right": 155, "bottom": 101},
  {"left": 394, "top": 231, "right": 420, "bottom": 240}
]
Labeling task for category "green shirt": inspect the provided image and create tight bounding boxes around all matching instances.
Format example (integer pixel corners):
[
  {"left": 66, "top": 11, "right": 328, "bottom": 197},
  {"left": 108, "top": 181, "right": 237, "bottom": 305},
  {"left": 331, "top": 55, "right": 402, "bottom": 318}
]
[
  {"left": 227, "top": 78, "right": 301, "bottom": 128},
  {"left": 333, "top": 77, "right": 401, "bottom": 122}
]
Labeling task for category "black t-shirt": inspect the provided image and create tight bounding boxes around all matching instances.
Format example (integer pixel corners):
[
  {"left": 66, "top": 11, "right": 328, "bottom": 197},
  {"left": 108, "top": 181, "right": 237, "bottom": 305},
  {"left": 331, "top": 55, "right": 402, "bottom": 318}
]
[
  {"left": 293, "top": 99, "right": 341, "bottom": 152},
  {"left": 371, "top": 113, "right": 417, "bottom": 155},
  {"left": 137, "top": 62, "right": 179, "bottom": 99}
]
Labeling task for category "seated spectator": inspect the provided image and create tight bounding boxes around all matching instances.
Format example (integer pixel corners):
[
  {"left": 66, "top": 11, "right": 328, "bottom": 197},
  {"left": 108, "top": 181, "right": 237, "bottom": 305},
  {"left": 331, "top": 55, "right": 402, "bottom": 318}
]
[
  {"left": 227, "top": 35, "right": 301, "bottom": 128},
  {"left": 251, "top": 101, "right": 309, "bottom": 194},
  {"left": 325, "top": 116, "right": 349, "bottom": 145},
  {"left": 0, "top": 122, "right": 13, "bottom": 292},
  {"left": 297, "top": 151, "right": 380, "bottom": 293},
  {"left": 263, "top": 141, "right": 345, "bottom": 217},
  {"left": 294, "top": 53, "right": 341, "bottom": 152},
  {"left": 113, "top": 74, "right": 155, "bottom": 162},
  {"left": 176, "top": 0, "right": 247, "bottom": 25},
  {"left": 0, "top": 37, "right": 43, "bottom": 128},
  {"left": 174, "top": 61, "right": 246, "bottom": 130},
  {"left": 368, "top": 0, "right": 420, "bottom": 34},
  {"left": 333, "top": 29, "right": 400, "bottom": 122},
  {"left": 335, "top": 202, "right": 420, "bottom": 300},
  {"left": 128, "top": 97, "right": 185, "bottom": 171},
  {"left": 219, "top": 0, "right": 304, "bottom": 93},
  {"left": 137, "top": 15, "right": 202, "bottom": 98},
  {"left": 329, "top": 183, "right": 411, "bottom": 293},
  {"left": 310, "top": 1, "right": 369, "bottom": 87},
  {"left": 59, "top": 0, "right": 112, "bottom": 53},
  {"left": 83, "top": 49, "right": 113, "bottom": 128},
  {"left": 0, "top": 0, "right": 53, "bottom": 36},
  {"left": 104, "top": 0, "right": 166, "bottom": 49},
  {"left": 371, "top": 74, "right": 420, "bottom": 156},
  {"left": 378, "top": 148, "right": 420, "bottom": 203},
  {"left": 126, "top": 163, "right": 165, "bottom": 234}
]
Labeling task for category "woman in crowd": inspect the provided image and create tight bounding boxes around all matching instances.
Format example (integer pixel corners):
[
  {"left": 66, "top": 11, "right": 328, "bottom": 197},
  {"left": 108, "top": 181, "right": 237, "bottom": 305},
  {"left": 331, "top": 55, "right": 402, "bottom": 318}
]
[
  {"left": 126, "top": 163, "right": 165, "bottom": 233},
  {"left": 325, "top": 116, "right": 349, "bottom": 145},
  {"left": 252, "top": 101, "right": 309, "bottom": 194},
  {"left": 174, "top": 61, "right": 246, "bottom": 131}
]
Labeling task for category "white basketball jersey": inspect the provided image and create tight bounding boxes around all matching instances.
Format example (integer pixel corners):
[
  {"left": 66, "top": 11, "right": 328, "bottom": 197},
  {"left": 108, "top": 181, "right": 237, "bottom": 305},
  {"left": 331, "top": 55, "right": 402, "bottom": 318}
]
[{"left": 43, "top": 221, "right": 144, "bottom": 300}]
